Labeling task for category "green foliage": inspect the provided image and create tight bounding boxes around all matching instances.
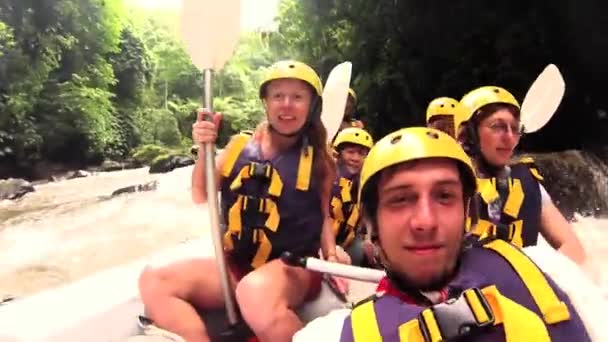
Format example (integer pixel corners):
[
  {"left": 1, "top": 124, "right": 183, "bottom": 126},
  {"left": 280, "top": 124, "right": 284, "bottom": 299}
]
[
  {"left": 0, "top": 0, "right": 275, "bottom": 174},
  {"left": 0, "top": 0, "right": 287, "bottom": 170},
  {"left": 9, "top": 0, "right": 596, "bottom": 177},
  {"left": 270, "top": 0, "right": 566, "bottom": 140},
  {"left": 150, "top": 153, "right": 171, "bottom": 166},
  {"left": 0, "top": 21, "right": 14, "bottom": 57},
  {"left": 131, "top": 144, "right": 171, "bottom": 165},
  {"left": 2, "top": 0, "right": 607, "bottom": 178}
]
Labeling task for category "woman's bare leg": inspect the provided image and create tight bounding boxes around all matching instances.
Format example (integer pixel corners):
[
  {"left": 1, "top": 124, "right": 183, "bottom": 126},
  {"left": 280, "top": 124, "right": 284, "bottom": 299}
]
[
  {"left": 235, "top": 259, "right": 315, "bottom": 342},
  {"left": 138, "top": 258, "right": 236, "bottom": 342}
]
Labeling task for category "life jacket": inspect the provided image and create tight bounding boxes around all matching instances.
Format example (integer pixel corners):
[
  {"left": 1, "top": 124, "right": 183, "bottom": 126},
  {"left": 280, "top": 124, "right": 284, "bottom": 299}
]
[
  {"left": 220, "top": 131, "right": 323, "bottom": 269},
  {"left": 330, "top": 164, "right": 361, "bottom": 248},
  {"left": 340, "top": 239, "right": 590, "bottom": 341},
  {"left": 471, "top": 157, "right": 544, "bottom": 248}
]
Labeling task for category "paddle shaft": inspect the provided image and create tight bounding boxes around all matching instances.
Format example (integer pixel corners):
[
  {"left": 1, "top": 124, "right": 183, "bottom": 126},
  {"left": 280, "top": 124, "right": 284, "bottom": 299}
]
[
  {"left": 305, "top": 258, "right": 385, "bottom": 283},
  {"left": 202, "top": 68, "right": 239, "bottom": 326},
  {"left": 281, "top": 252, "right": 384, "bottom": 283}
]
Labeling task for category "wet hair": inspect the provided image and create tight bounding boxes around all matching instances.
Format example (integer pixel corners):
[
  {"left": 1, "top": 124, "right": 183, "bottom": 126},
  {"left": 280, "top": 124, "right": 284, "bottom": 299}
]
[{"left": 308, "top": 101, "right": 336, "bottom": 182}]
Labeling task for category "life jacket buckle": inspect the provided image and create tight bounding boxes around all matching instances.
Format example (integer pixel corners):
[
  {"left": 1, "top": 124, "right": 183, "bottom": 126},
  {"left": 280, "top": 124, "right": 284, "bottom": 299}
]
[
  {"left": 242, "top": 196, "right": 265, "bottom": 214},
  {"left": 249, "top": 161, "right": 272, "bottom": 180},
  {"left": 418, "top": 287, "right": 495, "bottom": 342},
  {"left": 493, "top": 222, "right": 513, "bottom": 241}
]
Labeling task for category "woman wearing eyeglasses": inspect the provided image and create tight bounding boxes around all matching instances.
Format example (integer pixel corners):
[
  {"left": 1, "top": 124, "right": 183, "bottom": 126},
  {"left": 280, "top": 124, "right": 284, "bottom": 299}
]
[{"left": 458, "top": 86, "right": 586, "bottom": 265}]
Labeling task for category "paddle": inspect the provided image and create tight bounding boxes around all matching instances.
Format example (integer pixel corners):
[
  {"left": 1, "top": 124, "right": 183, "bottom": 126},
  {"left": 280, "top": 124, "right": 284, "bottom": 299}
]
[
  {"left": 179, "top": 0, "right": 241, "bottom": 329},
  {"left": 321, "top": 62, "right": 353, "bottom": 143},
  {"left": 520, "top": 64, "right": 565, "bottom": 133}
]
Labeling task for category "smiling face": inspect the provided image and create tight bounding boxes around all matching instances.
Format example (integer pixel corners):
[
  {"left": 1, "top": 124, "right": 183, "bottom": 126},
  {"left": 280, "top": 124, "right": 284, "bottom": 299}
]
[
  {"left": 477, "top": 108, "right": 522, "bottom": 167},
  {"left": 263, "top": 78, "right": 313, "bottom": 136},
  {"left": 338, "top": 143, "right": 369, "bottom": 175},
  {"left": 375, "top": 158, "right": 466, "bottom": 289}
]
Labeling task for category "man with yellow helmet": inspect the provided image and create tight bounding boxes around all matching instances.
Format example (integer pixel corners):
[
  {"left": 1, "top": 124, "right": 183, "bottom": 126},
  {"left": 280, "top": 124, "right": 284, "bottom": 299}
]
[
  {"left": 294, "top": 127, "right": 590, "bottom": 341},
  {"left": 425, "top": 97, "right": 464, "bottom": 138},
  {"left": 139, "top": 60, "right": 343, "bottom": 341},
  {"left": 330, "top": 127, "right": 373, "bottom": 265},
  {"left": 459, "top": 86, "right": 586, "bottom": 265}
]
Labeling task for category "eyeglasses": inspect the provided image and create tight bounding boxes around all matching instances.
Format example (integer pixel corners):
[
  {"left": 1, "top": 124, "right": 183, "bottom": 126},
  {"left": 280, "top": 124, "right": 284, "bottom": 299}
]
[{"left": 484, "top": 121, "right": 523, "bottom": 136}]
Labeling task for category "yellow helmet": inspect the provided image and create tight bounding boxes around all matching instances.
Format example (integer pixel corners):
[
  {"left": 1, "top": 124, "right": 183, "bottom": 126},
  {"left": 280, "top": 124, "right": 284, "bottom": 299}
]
[
  {"left": 259, "top": 60, "right": 323, "bottom": 98},
  {"left": 348, "top": 88, "right": 358, "bottom": 103},
  {"left": 358, "top": 127, "right": 477, "bottom": 204},
  {"left": 333, "top": 127, "right": 373, "bottom": 150},
  {"left": 425, "top": 97, "right": 464, "bottom": 123},
  {"left": 459, "top": 86, "right": 520, "bottom": 123}
]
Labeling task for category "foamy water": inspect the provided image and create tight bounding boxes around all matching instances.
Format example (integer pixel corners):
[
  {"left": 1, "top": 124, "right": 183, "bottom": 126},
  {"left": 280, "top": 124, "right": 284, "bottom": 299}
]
[
  {"left": 0, "top": 165, "right": 606, "bottom": 299},
  {"left": 0, "top": 166, "right": 209, "bottom": 298}
]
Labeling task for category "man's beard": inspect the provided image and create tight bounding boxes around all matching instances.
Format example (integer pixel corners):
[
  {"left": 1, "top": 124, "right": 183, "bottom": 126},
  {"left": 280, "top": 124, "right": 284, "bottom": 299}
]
[
  {"left": 390, "top": 265, "right": 457, "bottom": 292},
  {"left": 381, "top": 247, "right": 461, "bottom": 292}
]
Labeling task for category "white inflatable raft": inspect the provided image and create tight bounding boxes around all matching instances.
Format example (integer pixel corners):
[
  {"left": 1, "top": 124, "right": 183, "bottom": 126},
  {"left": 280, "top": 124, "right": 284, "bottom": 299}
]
[
  {"left": 0, "top": 241, "right": 604, "bottom": 342},
  {"left": 0, "top": 238, "right": 375, "bottom": 342}
]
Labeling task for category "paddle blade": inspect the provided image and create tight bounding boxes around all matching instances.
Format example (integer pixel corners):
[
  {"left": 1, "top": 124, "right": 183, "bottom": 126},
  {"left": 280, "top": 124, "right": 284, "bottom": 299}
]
[
  {"left": 179, "top": 0, "right": 241, "bottom": 71},
  {"left": 322, "top": 62, "right": 352, "bottom": 143},
  {"left": 521, "top": 64, "right": 565, "bottom": 133}
]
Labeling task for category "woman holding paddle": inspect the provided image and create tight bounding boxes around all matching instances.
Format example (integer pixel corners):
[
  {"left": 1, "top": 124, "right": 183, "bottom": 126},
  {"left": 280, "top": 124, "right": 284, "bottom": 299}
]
[
  {"left": 139, "top": 60, "right": 345, "bottom": 342},
  {"left": 458, "top": 86, "right": 586, "bottom": 265}
]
